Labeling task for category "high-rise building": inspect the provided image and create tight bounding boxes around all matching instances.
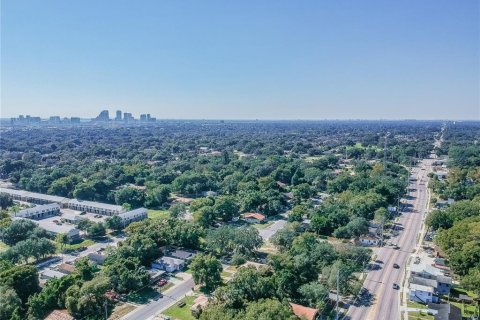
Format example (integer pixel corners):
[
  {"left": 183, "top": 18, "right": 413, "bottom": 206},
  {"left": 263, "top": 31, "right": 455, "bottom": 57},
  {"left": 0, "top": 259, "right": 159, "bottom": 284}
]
[
  {"left": 95, "top": 110, "right": 110, "bottom": 121},
  {"left": 116, "top": 110, "right": 122, "bottom": 121},
  {"left": 123, "top": 112, "right": 134, "bottom": 122},
  {"left": 140, "top": 114, "right": 147, "bottom": 122},
  {"left": 49, "top": 116, "right": 61, "bottom": 123}
]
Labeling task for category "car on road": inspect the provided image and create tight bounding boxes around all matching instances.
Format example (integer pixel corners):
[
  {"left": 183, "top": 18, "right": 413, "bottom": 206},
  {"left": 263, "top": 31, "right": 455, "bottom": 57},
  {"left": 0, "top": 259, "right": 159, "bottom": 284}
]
[
  {"left": 392, "top": 283, "right": 400, "bottom": 290},
  {"left": 393, "top": 263, "right": 400, "bottom": 269},
  {"left": 393, "top": 245, "right": 400, "bottom": 250}
]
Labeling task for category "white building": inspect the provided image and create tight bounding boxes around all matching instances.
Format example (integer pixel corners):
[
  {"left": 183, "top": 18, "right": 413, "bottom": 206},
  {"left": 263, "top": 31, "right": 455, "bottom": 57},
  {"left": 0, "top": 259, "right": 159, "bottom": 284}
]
[
  {"left": 151, "top": 257, "right": 186, "bottom": 272},
  {"left": 0, "top": 188, "right": 69, "bottom": 205},
  {"left": 67, "top": 199, "right": 123, "bottom": 216},
  {"left": 409, "top": 284, "right": 438, "bottom": 304},
  {"left": 411, "top": 263, "right": 444, "bottom": 280},
  {"left": 118, "top": 208, "right": 148, "bottom": 225},
  {"left": 359, "top": 234, "right": 380, "bottom": 246},
  {"left": 13, "top": 217, "right": 80, "bottom": 241},
  {"left": 15, "top": 203, "right": 60, "bottom": 219}
]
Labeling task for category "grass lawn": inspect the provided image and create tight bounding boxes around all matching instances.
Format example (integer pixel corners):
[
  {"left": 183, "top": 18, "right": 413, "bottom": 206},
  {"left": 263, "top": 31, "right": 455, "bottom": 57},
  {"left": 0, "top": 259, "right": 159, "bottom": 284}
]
[
  {"left": 407, "top": 301, "right": 428, "bottom": 309},
  {"left": 408, "top": 312, "right": 434, "bottom": 320},
  {"left": 148, "top": 209, "right": 170, "bottom": 220},
  {"left": 58, "top": 239, "right": 95, "bottom": 252},
  {"left": 450, "top": 301, "right": 478, "bottom": 317},
  {"left": 108, "top": 303, "right": 137, "bottom": 320},
  {"left": 253, "top": 221, "right": 274, "bottom": 230},
  {"left": 163, "top": 295, "right": 197, "bottom": 320},
  {"left": 451, "top": 286, "right": 479, "bottom": 299},
  {"left": 0, "top": 241, "right": 9, "bottom": 252}
]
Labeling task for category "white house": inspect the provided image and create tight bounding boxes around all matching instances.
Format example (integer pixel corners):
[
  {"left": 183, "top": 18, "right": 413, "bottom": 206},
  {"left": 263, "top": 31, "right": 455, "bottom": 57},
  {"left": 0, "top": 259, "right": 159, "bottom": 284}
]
[
  {"left": 151, "top": 257, "right": 185, "bottom": 272},
  {"left": 359, "top": 234, "right": 380, "bottom": 246},
  {"left": 411, "top": 263, "right": 444, "bottom": 280},
  {"left": 409, "top": 284, "right": 438, "bottom": 304}
]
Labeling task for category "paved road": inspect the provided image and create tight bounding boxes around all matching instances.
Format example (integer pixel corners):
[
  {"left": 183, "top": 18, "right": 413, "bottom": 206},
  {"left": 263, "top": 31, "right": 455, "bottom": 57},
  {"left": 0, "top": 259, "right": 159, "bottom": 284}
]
[
  {"left": 346, "top": 158, "right": 433, "bottom": 320},
  {"left": 122, "top": 275, "right": 194, "bottom": 320},
  {"left": 259, "top": 219, "right": 287, "bottom": 241}
]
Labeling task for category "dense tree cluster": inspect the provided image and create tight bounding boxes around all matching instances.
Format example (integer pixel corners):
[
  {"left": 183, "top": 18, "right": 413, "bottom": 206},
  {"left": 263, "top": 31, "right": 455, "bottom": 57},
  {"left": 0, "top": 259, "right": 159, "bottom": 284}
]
[{"left": 427, "top": 124, "right": 480, "bottom": 295}]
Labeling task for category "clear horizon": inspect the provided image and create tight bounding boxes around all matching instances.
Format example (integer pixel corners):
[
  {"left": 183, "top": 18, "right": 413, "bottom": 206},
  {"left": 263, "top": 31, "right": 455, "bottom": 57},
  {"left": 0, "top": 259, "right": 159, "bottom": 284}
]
[{"left": 1, "top": 1, "right": 479, "bottom": 120}]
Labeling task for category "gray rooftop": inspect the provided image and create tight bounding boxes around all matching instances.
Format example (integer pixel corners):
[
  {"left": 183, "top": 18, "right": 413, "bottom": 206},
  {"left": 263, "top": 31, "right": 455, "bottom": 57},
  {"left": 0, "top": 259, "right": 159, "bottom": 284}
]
[
  {"left": 118, "top": 207, "right": 147, "bottom": 219},
  {"left": 410, "top": 276, "right": 437, "bottom": 288},
  {"left": 0, "top": 187, "right": 69, "bottom": 203},
  {"left": 17, "top": 203, "right": 60, "bottom": 216},
  {"left": 67, "top": 199, "right": 123, "bottom": 212}
]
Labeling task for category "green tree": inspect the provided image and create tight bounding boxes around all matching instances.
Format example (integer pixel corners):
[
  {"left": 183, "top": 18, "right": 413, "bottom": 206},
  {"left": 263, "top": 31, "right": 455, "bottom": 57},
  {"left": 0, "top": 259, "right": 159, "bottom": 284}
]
[
  {"left": 240, "top": 299, "right": 297, "bottom": 320},
  {"left": 56, "top": 233, "right": 69, "bottom": 252},
  {"left": 87, "top": 222, "right": 106, "bottom": 239},
  {"left": 190, "top": 254, "right": 223, "bottom": 292},
  {"left": 103, "top": 257, "right": 149, "bottom": 293},
  {"left": 0, "top": 285, "right": 22, "bottom": 320},
  {"left": 0, "top": 194, "right": 13, "bottom": 210},
  {"left": 105, "top": 215, "right": 124, "bottom": 231},
  {"left": 115, "top": 187, "right": 145, "bottom": 208},
  {"left": 0, "top": 264, "right": 40, "bottom": 304}
]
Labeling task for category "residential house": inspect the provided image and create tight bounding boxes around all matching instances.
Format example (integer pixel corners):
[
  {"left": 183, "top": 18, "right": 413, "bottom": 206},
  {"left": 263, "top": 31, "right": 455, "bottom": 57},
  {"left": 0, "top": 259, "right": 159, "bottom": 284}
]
[
  {"left": 410, "top": 284, "right": 438, "bottom": 304},
  {"left": 151, "top": 257, "right": 185, "bottom": 272},
  {"left": 410, "top": 263, "right": 444, "bottom": 280},
  {"left": 88, "top": 252, "right": 107, "bottom": 265},
  {"left": 436, "top": 275, "right": 452, "bottom": 295},
  {"left": 57, "top": 263, "right": 76, "bottom": 275},
  {"left": 243, "top": 213, "right": 266, "bottom": 223},
  {"left": 44, "top": 309, "right": 74, "bottom": 320},
  {"left": 359, "top": 234, "right": 380, "bottom": 246},
  {"left": 169, "top": 249, "right": 196, "bottom": 262},
  {"left": 289, "top": 303, "right": 319, "bottom": 320}
]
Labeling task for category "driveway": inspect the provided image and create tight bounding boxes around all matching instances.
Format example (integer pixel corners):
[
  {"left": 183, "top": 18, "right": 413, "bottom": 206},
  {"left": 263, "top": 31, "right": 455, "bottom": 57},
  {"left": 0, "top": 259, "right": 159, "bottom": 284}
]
[{"left": 259, "top": 219, "right": 287, "bottom": 241}]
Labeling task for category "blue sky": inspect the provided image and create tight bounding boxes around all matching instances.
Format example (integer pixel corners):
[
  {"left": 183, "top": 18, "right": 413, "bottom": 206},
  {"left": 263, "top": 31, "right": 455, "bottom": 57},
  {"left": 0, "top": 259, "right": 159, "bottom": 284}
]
[{"left": 1, "top": 0, "right": 479, "bottom": 119}]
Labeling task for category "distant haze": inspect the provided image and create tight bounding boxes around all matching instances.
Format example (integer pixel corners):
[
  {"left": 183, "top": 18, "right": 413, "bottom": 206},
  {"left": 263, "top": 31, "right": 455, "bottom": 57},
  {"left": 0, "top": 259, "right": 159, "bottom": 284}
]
[{"left": 1, "top": 1, "right": 479, "bottom": 120}]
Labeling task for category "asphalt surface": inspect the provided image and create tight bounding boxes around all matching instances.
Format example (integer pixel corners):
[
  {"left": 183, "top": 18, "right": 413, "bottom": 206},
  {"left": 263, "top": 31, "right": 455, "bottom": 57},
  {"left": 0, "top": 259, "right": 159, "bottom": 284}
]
[
  {"left": 259, "top": 219, "right": 287, "bottom": 241},
  {"left": 122, "top": 275, "right": 194, "bottom": 320},
  {"left": 346, "top": 158, "right": 433, "bottom": 320}
]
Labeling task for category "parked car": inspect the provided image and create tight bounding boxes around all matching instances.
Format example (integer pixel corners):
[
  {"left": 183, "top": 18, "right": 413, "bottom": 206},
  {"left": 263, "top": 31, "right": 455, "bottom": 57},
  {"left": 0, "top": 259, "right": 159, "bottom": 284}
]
[
  {"left": 392, "top": 283, "right": 400, "bottom": 289},
  {"left": 177, "top": 301, "right": 186, "bottom": 307},
  {"left": 393, "top": 263, "right": 400, "bottom": 269}
]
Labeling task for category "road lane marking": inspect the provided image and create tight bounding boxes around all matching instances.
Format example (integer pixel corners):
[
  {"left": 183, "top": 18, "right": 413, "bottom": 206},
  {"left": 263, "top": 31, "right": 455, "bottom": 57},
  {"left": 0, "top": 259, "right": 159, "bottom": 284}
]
[{"left": 366, "top": 175, "right": 423, "bottom": 320}]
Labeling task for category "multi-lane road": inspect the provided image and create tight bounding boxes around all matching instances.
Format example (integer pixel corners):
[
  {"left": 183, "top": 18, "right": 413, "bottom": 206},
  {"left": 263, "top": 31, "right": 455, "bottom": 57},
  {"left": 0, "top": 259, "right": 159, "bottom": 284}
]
[
  {"left": 346, "top": 158, "right": 433, "bottom": 320},
  {"left": 123, "top": 275, "right": 194, "bottom": 320}
]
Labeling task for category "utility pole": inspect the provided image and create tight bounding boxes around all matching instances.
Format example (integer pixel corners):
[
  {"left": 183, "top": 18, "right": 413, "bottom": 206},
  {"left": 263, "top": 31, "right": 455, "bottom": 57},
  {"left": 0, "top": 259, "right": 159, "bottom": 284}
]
[{"left": 336, "top": 270, "right": 340, "bottom": 320}]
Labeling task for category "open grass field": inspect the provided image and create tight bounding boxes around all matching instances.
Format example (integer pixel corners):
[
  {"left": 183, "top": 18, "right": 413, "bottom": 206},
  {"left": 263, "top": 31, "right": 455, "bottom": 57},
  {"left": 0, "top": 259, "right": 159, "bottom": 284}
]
[
  {"left": 147, "top": 209, "right": 170, "bottom": 220},
  {"left": 162, "top": 295, "right": 197, "bottom": 320}
]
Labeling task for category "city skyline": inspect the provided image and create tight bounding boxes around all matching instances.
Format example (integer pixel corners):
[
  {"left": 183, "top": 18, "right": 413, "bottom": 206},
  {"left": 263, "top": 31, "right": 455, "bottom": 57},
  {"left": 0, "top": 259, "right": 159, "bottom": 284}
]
[{"left": 2, "top": 1, "right": 479, "bottom": 120}]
